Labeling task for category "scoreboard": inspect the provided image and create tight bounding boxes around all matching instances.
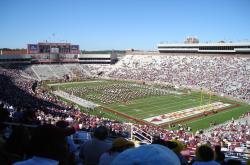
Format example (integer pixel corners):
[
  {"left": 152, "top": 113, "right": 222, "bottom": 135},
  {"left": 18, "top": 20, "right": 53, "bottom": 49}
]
[
  {"left": 71, "top": 45, "right": 79, "bottom": 54},
  {"left": 27, "top": 44, "right": 39, "bottom": 54},
  {"left": 27, "top": 42, "right": 80, "bottom": 54}
]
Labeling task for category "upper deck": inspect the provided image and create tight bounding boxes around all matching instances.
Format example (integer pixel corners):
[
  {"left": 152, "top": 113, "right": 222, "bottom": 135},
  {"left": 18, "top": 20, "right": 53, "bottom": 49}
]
[{"left": 158, "top": 42, "right": 250, "bottom": 53}]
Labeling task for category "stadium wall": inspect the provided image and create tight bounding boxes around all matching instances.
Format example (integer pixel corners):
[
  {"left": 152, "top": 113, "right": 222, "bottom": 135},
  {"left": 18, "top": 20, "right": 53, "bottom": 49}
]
[{"left": 0, "top": 54, "right": 31, "bottom": 63}]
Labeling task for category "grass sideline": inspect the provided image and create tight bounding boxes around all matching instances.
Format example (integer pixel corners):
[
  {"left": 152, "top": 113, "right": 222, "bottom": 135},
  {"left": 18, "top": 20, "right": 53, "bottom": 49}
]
[{"left": 48, "top": 80, "right": 250, "bottom": 132}]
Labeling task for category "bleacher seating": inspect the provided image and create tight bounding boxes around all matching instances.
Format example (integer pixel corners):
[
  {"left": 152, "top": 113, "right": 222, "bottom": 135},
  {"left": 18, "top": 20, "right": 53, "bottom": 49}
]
[
  {"left": 107, "top": 54, "right": 250, "bottom": 103},
  {"left": 32, "top": 65, "right": 58, "bottom": 80},
  {"left": 63, "top": 64, "right": 83, "bottom": 77},
  {"left": 49, "top": 64, "right": 73, "bottom": 78}
]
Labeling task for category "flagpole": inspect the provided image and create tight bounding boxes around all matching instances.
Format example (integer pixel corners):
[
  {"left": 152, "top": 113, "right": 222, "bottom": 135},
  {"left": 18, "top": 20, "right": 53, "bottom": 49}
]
[
  {"left": 209, "top": 90, "right": 212, "bottom": 105},
  {"left": 200, "top": 88, "right": 203, "bottom": 106}
]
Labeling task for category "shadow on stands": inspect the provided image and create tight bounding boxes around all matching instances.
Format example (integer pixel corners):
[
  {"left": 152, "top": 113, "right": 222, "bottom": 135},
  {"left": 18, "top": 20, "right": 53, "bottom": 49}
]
[{"left": 0, "top": 73, "right": 67, "bottom": 121}]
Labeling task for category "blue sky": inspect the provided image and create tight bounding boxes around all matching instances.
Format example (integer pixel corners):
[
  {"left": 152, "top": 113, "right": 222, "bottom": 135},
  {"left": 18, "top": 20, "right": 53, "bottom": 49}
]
[{"left": 0, "top": 0, "right": 250, "bottom": 50}]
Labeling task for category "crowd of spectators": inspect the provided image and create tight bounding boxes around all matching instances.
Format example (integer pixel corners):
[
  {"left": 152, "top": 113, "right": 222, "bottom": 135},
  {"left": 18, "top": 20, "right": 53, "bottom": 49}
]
[
  {"left": 4, "top": 54, "right": 249, "bottom": 104},
  {"left": 202, "top": 115, "right": 250, "bottom": 151},
  {"left": 0, "top": 60, "right": 250, "bottom": 164},
  {"left": 107, "top": 55, "right": 250, "bottom": 103}
]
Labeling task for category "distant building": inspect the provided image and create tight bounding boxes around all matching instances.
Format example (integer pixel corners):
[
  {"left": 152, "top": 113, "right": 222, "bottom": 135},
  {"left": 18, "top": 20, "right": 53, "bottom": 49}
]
[
  {"left": 125, "top": 48, "right": 135, "bottom": 54},
  {"left": 26, "top": 42, "right": 80, "bottom": 63},
  {"left": 0, "top": 42, "right": 121, "bottom": 64},
  {"left": 0, "top": 49, "right": 27, "bottom": 55},
  {"left": 184, "top": 36, "right": 199, "bottom": 44},
  {"left": 78, "top": 53, "right": 118, "bottom": 64},
  {"left": 158, "top": 42, "right": 250, "bottom": 53}
]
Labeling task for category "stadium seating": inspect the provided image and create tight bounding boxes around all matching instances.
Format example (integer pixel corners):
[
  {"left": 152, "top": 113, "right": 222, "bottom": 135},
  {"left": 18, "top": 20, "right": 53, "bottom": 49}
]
[
  {"left": 49, "top": 64, "right": 73, "bottom": 78},
  {"left": 63, "top": 64, "right": 85, "bottom": 77},
  {"left": 32, "top": 65, "right": 58, "bottom": 80},
  {"left": 107, "top": 55, "right": 250, "bottom": 104},
  {"left": 0, "top": 54, "right": 250, "bottom": 164}
]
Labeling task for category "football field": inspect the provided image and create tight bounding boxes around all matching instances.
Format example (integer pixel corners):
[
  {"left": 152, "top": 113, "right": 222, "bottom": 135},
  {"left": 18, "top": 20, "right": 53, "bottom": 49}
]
[{"left": 48, "top": 80, "right": 250, "bottom": 131}]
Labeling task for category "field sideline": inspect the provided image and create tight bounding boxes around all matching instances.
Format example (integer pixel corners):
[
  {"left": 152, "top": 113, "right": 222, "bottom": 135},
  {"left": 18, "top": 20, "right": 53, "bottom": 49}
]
[{"left": 48, "top": 79, "right": 250, "bottom": 132}]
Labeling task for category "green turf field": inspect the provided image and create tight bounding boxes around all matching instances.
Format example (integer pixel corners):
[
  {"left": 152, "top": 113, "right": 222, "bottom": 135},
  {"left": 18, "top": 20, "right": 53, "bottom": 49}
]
[{"left": 48, "top": 80, "right": 250, "bottom": 132}]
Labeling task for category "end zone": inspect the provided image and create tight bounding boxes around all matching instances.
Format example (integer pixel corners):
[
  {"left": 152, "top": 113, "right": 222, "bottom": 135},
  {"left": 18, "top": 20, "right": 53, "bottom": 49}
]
[{"left": 143, "top": 102, "right": 238, "bottom": 126}]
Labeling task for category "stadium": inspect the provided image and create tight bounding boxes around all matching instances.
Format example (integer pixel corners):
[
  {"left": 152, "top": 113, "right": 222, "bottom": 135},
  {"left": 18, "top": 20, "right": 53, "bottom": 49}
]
[{"left": 0, "top": 37, "right": 250, "bottom": 164}]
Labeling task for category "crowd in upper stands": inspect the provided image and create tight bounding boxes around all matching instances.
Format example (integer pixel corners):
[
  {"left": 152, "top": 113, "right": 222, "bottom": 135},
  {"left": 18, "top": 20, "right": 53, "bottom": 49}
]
[
  {"left": 107, "top": 55, "right": 250, "bottom": 103},
  {"left": 0, "top": 53, "right": 250, "bottom": 165}
]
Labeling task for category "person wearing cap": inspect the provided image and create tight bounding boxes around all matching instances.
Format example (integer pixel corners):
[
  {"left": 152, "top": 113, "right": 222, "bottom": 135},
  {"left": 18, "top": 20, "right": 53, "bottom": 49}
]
[
  {"left": 99, "top": 137, "right": 134, "bottom": 165},
  {"left": 79, "top": 126, "right": 112, "bottom": 165},
  {"left": 110, "top": 144, "right": 180, "bottom": 165}
]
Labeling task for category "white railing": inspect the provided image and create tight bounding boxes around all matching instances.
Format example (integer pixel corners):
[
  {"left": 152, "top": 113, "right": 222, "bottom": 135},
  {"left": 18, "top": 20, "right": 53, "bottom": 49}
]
[{"left": 130, "top": 124, "right": 153, "bottom": 144}]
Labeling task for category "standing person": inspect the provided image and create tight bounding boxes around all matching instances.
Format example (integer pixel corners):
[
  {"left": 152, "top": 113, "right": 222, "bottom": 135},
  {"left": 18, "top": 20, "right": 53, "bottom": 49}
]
[
  {"left": 79, "top": 126, "right": 111, "bottom": 165},
  {"left": 56, "top": 121, "right": 77, "bottom": 153},
  {"left": 56, "top": 120, "right": 77, "bottom": 164},
  {"left": 13, "top": 124, "right": 72, "bottom": 165},
  {"left": 99, "top": 137, "right": 134, "bottom": 165},
  {"left": 214, "top": 145, "right": 225, "bottom": 165}
]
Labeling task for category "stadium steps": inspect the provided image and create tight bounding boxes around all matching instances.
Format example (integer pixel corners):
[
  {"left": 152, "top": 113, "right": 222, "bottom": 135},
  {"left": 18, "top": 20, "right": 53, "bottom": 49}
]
[{"left": 32, "top": 65, "right": 58, "bottom": 80}]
